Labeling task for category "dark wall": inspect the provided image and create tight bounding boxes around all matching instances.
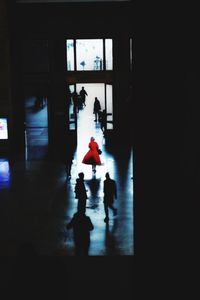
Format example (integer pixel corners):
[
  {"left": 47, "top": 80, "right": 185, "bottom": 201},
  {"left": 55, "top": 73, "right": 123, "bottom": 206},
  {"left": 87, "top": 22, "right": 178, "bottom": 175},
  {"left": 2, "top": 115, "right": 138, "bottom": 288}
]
[
  {"left": 15, "top": 2, "right": 133, "bottom": 36},
  {"left": 9, "top": 2, "right": 134, "bottom": 157},
  {"left": 2, "top": 0, "right": 199, "bottom": 295}
]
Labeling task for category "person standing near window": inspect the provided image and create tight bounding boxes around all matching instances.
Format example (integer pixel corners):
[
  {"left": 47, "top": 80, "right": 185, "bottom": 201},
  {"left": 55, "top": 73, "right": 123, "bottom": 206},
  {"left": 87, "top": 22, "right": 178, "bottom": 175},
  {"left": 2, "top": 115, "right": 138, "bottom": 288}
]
[
  {"left": 103, "top": 172, "right": 118, "bottom": 223},
  {"left": 99, "top": 109, "right": 107, "bottom": 136},
  {"left": 79, "top": 86, "right": 88, "bottom": 107},
  {"left": 93, "top": 97, "right": 101, "bottom": 122},
  {"left": 66, "top": 207, "right": 94, "bottom": 256},
  {"left": 74, "top": 172, "right": 88, "bottom": 212}
]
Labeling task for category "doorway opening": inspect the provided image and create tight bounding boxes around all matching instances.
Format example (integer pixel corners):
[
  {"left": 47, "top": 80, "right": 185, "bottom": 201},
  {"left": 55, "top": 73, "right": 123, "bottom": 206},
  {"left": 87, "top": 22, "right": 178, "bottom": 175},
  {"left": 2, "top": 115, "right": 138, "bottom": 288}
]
[
  {"left": 67, "top": 82, "right": 115, "bottom": 176},
  {"left": 68, "top": 82, "right": 113, "bottom": 131},
  {"left": 24, "top": 95, "right": 49, "bottom": 160}
]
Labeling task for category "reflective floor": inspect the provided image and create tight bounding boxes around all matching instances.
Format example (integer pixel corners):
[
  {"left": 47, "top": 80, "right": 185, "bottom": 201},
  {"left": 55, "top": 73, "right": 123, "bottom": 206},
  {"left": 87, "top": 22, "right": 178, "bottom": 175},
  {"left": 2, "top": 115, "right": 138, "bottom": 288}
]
[{"left": 0, "top": 88, "right": 134, "bottom": 258}]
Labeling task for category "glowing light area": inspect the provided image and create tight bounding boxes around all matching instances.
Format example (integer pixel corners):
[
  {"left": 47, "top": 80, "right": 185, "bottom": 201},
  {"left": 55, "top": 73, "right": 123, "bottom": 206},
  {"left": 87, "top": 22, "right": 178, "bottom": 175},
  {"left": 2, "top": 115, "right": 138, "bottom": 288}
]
[
  {"left": 105, "top": 39, "right": 113, "bottom": 70},
  {"left": 0, "top": 160, "right": 11, "bottom": 189},
  {"left": 69, "top": 84, "right": 134, "bottom": 254},
  {"left": 66, "top": 39, "right": 113, "bottom": 71},
  {"left": 66, "top": 40, "right": 74, "bottom": 71},
  {"left": 76, "top": 39, "right": 103, "bottom": 71},
  {"left": 0, "top": 118, "right": 8, "bottom": 140}
]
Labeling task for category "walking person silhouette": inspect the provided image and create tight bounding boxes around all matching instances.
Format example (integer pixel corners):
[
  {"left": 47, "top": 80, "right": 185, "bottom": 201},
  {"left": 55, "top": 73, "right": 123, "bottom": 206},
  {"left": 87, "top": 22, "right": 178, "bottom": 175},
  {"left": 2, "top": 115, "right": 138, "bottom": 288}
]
[
  {"left": 103, "top": 172, "right": 118, "bottom": 223},
  {"left": 74, "top": 172, "right": 88, "bottom": 212},
  {"left": 66, "top": 207, "right": 94, "bottom": 256},
  {"left": 99, "top": 109, "right": 107, "bottom": 136},
  {"left": 79, "top": 86, "right": 88, "bottom": 107},
  {"left": 65, "top": 146, "right": 74, "bottom": 179},
  {"left": 93, "top": 97, "right": 101, "bottom": 122}
]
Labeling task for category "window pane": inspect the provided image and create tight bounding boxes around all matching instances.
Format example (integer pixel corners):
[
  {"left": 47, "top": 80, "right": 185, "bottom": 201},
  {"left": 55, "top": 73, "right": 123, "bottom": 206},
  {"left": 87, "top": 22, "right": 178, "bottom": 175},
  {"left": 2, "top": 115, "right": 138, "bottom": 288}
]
[
  {"left": 66, "top": 40, "right": 74, "bottom": 71},
  {"left": 105, "top": 39, "right": 113, "bottom": 70},
  {"left": 76, "top": 39, "right": 103, "bottom": 71},
  {"left": 0, "top": 118, "right": 8, "bottom": 139},
  {"left": 106, "top": 84, "right": 113, "bottom": 129}
]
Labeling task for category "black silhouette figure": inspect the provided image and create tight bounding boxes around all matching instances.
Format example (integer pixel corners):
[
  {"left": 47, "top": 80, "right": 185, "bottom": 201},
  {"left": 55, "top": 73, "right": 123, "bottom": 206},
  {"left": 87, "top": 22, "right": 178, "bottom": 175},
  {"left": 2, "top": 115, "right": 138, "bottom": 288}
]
[
  {"left": 103, "top": 172, "right": 118, "bottom": 223},
  {"left": 79, "top": 86, "right": 88, "bottom": 107},
  {"left": 66, "top": 208, "right": 94, "bottom": 256},
  {"left": 65, "top": 146, "right": 74, "bottom": 179},
  {"left": 99, "top": 109, "right": 107, "bottom": 135},
  {"left": 67, "top": 86, "right": 72, "bottom": 104},
  {"left": 93, "top": 97, "right": 101, "bottom": 122},
  {"left": 72, "top": 91, "right": 79, "bottom": 113},
  {"left": 74, "top": 172, "right": 88, "bottom": 212},
  {"left": 77, "top": 95, "right": 83, "bottom": 110}
]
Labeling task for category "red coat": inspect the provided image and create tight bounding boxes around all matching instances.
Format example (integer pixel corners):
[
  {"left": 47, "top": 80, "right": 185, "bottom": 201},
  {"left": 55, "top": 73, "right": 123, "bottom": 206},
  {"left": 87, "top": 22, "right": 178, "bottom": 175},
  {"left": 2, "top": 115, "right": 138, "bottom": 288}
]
[{"left": 82, "top": 140, "right": 101, "bottom": 165}]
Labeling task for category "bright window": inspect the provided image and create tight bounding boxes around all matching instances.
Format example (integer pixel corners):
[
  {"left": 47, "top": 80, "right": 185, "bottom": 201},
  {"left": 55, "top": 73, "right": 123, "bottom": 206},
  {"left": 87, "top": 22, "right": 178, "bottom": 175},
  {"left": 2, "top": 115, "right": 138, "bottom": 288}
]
[
  {"left": 66, "top": 39, "right": 113, "bottom": 71},
  {"left": 0, "top": 118, "right": 8, "bottom": 140},
  {"left": 66, "top": 40, "right": 75, "bottom": 71}
]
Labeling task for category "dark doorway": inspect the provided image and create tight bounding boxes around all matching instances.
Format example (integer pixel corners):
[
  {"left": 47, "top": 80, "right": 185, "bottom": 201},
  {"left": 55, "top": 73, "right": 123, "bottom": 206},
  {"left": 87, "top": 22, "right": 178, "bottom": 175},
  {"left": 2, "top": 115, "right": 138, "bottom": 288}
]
[{"left": 24, "top": 95, "right": 49, "bottom": 160}]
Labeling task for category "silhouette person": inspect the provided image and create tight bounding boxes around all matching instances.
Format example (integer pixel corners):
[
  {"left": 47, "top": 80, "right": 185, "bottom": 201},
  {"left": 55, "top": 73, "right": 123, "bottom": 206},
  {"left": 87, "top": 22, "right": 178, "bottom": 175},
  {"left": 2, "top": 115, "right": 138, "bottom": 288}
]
[
  {"left": 99, "top": 109, "right": 107, "bottom": 136},
  {"left": 67, "top": 86, "right": 72, "bottom": 104},
  {"left": 66, "top": 207, "right": 94, "bottom": 256},
  {"left": 72, "top": 91, "right": 79, "bottom": 113},
  {"left": 79, "top": 86, "right": 88, "bottom": 107},
  {"left": 82, "top": 137, "right": 102, "bottom": 173},
  {"left": 74, "top": 172, "right": 88, "bottom": 212},
  {"left": 65, "top": 146, "right": 74, "bottom": 179},
  {"left": 103, "top": 172, "right": 118, "bottom": 223},
  {"left": 93, "top": 97, "right": 101, "bottom": 122}
]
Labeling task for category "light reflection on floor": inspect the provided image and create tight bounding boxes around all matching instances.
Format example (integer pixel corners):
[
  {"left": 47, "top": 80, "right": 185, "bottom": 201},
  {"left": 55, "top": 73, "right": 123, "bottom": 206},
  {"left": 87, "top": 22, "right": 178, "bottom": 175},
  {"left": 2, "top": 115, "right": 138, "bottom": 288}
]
[
  {"left": 65, "top": 84, "right": 134, "bottom": 256},
  {"left": 0, "top": 84, "right": 134, "bottom": 256},
  {"left": 0, "top": 159, "right": 11, "bottom": 189}
]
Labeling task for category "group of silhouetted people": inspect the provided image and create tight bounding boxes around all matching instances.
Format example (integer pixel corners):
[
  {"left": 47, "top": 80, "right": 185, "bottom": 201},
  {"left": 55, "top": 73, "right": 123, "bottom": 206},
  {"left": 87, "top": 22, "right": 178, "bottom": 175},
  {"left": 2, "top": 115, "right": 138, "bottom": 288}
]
[
  {"left": 93, "top": 97, "right": 108, "bottom": 136},
  {"left": 71, "top": 86, "right": 88, "bottom": 113},
  {"left": 68, "top": 85, "right": 110, "bottom": 136},
  {"left": 66, "top": 171, "right": 117, "bottom": 256},
  {"left": 64, "top": 88, "right": 116, "bottom": 255}
]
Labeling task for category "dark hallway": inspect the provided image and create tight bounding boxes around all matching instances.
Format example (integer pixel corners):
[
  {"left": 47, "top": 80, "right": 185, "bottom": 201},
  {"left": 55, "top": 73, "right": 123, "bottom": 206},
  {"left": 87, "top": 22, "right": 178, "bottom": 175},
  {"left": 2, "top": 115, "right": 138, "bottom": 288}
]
[
  {"left": 0, "top": 0, "right": 134, "bottom": 293},
  {"left": 0, "top": 90, "right": 134, "bottom": 256}
]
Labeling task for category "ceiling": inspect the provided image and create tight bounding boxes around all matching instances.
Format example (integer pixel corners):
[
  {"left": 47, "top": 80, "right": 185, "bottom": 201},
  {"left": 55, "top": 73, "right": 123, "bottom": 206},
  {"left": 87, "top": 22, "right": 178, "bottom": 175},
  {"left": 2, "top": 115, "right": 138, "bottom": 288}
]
[{"left": 16, "top": 0, "right": 131, "bottom": 2}]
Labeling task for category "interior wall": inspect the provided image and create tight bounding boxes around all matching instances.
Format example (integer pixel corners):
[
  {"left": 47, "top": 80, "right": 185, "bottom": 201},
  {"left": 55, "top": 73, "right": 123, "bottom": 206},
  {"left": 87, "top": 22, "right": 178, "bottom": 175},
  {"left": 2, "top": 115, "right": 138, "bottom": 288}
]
[{"left": 8, "top": 2, "right": 133, "bottom": 158}]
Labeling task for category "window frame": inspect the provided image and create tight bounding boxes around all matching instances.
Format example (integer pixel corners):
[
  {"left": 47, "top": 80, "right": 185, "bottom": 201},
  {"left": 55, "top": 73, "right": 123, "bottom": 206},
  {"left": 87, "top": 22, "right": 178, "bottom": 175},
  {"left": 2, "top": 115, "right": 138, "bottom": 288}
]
[{"left": 66, "top": 38, "right": 113, "bottom": 72}]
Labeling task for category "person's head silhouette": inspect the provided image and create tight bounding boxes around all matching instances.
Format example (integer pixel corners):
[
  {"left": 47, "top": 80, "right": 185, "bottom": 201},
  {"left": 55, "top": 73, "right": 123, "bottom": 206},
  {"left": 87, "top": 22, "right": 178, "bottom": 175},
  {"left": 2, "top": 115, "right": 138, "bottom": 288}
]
[
  {"left": 78, "top": 172, "right": 84, "bottom": 180},
  {"left": 105, "top": 172, "right": 110, "bottom": 179}
]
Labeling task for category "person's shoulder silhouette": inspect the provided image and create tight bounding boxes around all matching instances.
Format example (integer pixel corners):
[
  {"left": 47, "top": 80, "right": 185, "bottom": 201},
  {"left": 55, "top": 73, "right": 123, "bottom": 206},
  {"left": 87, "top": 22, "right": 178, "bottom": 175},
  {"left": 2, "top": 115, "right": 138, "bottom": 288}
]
[{"left": 67, "top": 209, "right": 94, "bottom": 232}]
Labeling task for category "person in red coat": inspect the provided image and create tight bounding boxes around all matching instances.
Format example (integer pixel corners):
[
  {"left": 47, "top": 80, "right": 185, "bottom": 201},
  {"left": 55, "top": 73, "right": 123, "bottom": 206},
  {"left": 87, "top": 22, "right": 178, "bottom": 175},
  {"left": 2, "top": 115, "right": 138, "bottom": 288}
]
[{"left": 82, "top": 137, "right": 102, "bottom": 173}]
